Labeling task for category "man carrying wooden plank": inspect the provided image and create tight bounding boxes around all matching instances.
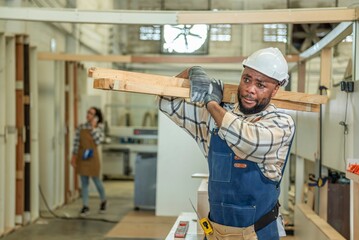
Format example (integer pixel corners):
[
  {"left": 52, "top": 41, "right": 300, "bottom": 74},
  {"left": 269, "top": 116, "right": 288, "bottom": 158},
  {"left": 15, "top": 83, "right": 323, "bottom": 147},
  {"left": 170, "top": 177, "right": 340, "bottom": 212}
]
[{"left": 158, "top": 47, "right": 296, "bottom": 240}]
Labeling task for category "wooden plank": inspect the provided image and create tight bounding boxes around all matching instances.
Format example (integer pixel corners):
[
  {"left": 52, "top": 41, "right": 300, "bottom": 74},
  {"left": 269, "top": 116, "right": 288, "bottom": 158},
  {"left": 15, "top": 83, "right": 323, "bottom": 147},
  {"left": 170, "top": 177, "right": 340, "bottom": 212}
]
[
  {"left": 89, "top": 67, "right": 328, "bottom": 104},
  {"left": 178, "top": 8, "right": 357, "bottom": 24},
  {"left": 38, "top": 52, "right": 300, "bottom": 63},
  {"left": 93, "top": 77, "right": 320, "bottom": 112},
  {"left": 90, "top": 69, "right": 326, "bottom": 112},
  {"left": 92, "top": 78, "right": 190, "bottom": 99},
  {"left": 271, "top": 99, "right": 319, "bottom": 113},
  {"left": 295, "top": 204, "right": 346, "bottom": 240}
]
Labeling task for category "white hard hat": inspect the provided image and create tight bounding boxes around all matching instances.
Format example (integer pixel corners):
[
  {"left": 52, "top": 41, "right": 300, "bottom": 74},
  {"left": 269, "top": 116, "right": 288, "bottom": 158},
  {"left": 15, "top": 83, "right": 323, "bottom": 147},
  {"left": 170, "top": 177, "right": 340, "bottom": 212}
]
[{"left": 242, "top": 47, "right": 289, "bottom": 87}]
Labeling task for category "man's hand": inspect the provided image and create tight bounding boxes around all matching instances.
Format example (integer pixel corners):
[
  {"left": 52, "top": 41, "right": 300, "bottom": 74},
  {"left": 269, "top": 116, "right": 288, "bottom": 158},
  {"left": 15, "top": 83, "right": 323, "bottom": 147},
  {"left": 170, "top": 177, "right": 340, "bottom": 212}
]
[
  {"left": 189, "top": 66, "right": 211, "bottom": 102},
  {"left": 204, "top": 78, "right": 223, "bottom": 106}
]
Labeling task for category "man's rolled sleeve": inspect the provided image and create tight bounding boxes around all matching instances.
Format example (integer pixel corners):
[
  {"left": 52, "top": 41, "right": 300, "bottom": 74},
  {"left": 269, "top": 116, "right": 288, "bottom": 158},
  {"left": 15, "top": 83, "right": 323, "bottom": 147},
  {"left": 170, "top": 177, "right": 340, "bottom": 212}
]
[{"left": 218, "top": 112, "right": 238, "bottom": 139}]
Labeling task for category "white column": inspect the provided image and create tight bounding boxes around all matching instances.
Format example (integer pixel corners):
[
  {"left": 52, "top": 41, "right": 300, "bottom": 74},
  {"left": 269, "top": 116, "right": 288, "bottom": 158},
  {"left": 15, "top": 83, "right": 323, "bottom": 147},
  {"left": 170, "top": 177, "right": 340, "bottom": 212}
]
[
  {"left": 295, "top": 156, "right": 305, "bottom": 206},
  {"left": 279, "top": 155, "right": 290, "bottom": 212},
  {"left": 38, "top": 60, "right": 55, "bottom": 211},
  {"left": 0, "top": 33, "right": 6, "bottom": 236},
  {"left": 30, "top": 46, "right": 39, "bottom": 221},
  {"left": 5, "top": 35, "right": 16, "bottom": 232},
  {"left": 350, "top": 20, "right": 359, "bottom": 240}
]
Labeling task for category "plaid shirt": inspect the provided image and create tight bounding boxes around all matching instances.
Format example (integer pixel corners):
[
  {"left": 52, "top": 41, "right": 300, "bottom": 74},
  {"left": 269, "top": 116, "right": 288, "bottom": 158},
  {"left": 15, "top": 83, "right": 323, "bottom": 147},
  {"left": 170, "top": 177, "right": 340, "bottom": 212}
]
[
  {"left": 72, "top": 122, "right": 104, "bottom": 155},
  {"left": 158, "top": 96, "right": 295, "bottom": 181}
]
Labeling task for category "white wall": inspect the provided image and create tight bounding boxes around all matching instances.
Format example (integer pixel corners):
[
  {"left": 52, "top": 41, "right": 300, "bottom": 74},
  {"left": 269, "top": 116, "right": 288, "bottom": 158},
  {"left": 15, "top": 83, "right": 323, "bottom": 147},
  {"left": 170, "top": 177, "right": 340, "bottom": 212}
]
[
  {"left": 293, "top": 84, "right": 354, "bottom": 172},
  {"left": 156, "top": 111, "right": 208, "bottom": 216}
]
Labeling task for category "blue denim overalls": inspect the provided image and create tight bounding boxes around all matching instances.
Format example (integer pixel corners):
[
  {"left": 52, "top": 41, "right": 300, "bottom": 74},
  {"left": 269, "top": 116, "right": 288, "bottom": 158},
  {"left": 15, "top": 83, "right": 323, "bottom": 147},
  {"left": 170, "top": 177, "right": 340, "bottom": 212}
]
[{"left": 207, "top": 128, "right": 291, "bottom": 240}]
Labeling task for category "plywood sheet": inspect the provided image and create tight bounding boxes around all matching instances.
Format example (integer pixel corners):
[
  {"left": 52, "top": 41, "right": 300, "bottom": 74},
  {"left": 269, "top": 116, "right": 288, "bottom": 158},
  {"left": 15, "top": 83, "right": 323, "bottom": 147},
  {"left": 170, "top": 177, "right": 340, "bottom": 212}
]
[{"left": 105, "top": 210, "right": 176, "bottom": 239}]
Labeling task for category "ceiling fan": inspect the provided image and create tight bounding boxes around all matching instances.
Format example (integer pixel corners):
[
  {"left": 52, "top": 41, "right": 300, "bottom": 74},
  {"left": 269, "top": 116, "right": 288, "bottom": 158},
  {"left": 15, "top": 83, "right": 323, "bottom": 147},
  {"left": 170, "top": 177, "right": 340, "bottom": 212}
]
[{"left": 291, "top": 23, "right": 337, "bottom": 52}]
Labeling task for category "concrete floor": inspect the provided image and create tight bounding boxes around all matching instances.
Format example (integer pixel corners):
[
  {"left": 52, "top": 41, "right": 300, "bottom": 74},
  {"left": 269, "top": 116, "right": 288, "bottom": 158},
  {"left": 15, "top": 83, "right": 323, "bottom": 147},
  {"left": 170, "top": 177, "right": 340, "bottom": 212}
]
[
  {"left": 1, "top": 180, "right": 296, "bottom": 240},
  {"left": 2, "top": 180, "right": 136, "bottom": 240}
]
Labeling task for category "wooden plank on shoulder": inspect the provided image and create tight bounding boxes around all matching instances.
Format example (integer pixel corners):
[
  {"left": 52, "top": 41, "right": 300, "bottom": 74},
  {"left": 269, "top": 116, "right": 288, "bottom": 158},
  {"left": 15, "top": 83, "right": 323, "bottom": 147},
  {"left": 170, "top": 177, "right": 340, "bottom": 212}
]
[{"left": 90, "top": 67, "right": 327, "bottom": 112}]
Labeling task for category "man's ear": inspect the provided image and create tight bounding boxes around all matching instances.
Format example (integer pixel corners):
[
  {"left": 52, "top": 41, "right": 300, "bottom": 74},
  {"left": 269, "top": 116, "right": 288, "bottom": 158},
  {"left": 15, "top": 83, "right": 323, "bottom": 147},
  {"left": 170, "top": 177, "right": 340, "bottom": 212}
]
[{"left": 271, "top": 84, "right": 280, "bottom": 98}]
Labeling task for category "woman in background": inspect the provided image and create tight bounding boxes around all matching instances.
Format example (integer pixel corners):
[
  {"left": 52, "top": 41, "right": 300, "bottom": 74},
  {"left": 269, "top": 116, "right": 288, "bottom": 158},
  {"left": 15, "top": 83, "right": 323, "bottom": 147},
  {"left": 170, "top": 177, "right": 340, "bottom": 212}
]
[{"left": 71, "top": 106, "right": 107, "bottom": 217}]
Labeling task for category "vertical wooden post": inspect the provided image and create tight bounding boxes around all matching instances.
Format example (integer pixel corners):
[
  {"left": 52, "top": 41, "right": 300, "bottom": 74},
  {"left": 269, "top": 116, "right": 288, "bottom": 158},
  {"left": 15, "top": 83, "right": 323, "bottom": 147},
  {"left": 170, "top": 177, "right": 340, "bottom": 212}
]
[
  {"left": 73, "top": 62, "right": 79, "bottom": 191},
  {"left": 64, "top": 62, "right": 70, "bottom": 203},
  {"left": 15, "top": 35, "right": 24, "bottom": 225},
  {"left": 320, "top": 48, "right": 333, "bottom": 90},
  {"left": 297, "top": 61, "right": 306, "bottom": 93}
]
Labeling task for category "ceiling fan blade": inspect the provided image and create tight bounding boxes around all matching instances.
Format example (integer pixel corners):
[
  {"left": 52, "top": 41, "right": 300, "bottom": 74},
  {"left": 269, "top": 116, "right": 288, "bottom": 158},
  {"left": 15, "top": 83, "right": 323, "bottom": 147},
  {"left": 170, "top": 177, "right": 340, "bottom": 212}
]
[
  {"left": 310, "top": 23, "right": 320, "bottom": 31},
  {"left": 312, "top": 36, "right": 321, "bottom": 43},
  {"left": 315, "top": 28, "right": 331, "bottom": 37},
  {"left": 292, "top": 32, "right": 308, "bottom": 39},
  {"left": 301, "top": 38, "right": 313, "bottom": 52},
  {"left": 301, "top": 24, "right": 311, "bottom": 33}
]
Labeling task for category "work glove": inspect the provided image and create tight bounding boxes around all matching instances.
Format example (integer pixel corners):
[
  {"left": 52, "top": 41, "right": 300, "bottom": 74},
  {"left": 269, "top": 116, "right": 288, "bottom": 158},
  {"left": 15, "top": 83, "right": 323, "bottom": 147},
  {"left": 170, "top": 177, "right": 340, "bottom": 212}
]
[
  {"left": 189, "top": 66, "right": 211, "bottom": 102},
  {"left": 204, "top": 78, "right": 223, "bottom": 106}
]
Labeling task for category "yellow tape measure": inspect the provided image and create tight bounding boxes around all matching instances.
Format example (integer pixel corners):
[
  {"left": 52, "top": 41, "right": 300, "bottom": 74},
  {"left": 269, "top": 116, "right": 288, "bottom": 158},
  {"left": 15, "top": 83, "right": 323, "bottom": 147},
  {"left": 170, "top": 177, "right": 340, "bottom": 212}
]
[{"left": 189, "top": 199, "right": 213, "bottom": 235}]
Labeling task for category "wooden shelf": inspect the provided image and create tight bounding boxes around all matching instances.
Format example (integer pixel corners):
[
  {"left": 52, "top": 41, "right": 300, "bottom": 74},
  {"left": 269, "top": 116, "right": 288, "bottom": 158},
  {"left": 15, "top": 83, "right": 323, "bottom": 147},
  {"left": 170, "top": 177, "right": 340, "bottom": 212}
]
[{"left": 346, "top": 171, "right": 359, "bottom": 183}]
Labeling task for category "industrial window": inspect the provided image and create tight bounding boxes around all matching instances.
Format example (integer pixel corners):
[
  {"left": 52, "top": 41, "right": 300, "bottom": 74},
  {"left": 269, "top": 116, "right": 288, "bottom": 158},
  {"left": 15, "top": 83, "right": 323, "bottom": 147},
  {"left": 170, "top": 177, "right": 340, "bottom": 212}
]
[
  {"left": 263, "top": 24, "right": 287, "bottom": 43},
  {"left": 139, "top": 25, "right": 161, "bottom": 41},
  {"left": 210, "top": 24, "right": 232, "bottom": 41}
]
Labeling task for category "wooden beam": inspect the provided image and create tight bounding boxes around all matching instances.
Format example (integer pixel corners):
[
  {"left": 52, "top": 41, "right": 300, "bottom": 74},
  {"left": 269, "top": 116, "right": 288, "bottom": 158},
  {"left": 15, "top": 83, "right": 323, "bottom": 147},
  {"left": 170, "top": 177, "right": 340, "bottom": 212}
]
[
  {"left": 38, "top": 52, "right": 132, "bottom": 63},
  {"left": 178, "top": 8, "right": 358, "bottom": 24},
  {"left": 89, "top": 67, "right": 327, "bottom": 112},
  {"left": 38, "top": 52, "right": 300, "bottom": 63},
  {"left": 15, "top": 35, "right": 24, "bottom": 224},
  {"left": 132, "top": 56, "right": 247, "bottom": 64},
  {"left": 0, "top": 7, "right": 357, "bottom": 25}
]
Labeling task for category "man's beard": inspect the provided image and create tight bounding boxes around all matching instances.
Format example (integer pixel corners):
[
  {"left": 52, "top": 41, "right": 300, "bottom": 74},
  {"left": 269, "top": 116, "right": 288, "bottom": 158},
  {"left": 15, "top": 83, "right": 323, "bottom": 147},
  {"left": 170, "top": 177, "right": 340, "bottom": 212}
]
[{"left": 237, "top": 95, "right": 270, "bottom": 115}]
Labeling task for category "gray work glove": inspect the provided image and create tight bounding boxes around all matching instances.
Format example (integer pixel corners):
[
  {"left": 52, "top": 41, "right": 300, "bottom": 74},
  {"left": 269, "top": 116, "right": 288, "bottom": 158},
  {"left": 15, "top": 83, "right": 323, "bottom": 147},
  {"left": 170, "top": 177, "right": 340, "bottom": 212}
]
[
  {"left": 189, "top": 66, "right": 211, "bottom": 102},
  {"left": 204, "top": 78, "right": 223, "bottom": 106}
]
